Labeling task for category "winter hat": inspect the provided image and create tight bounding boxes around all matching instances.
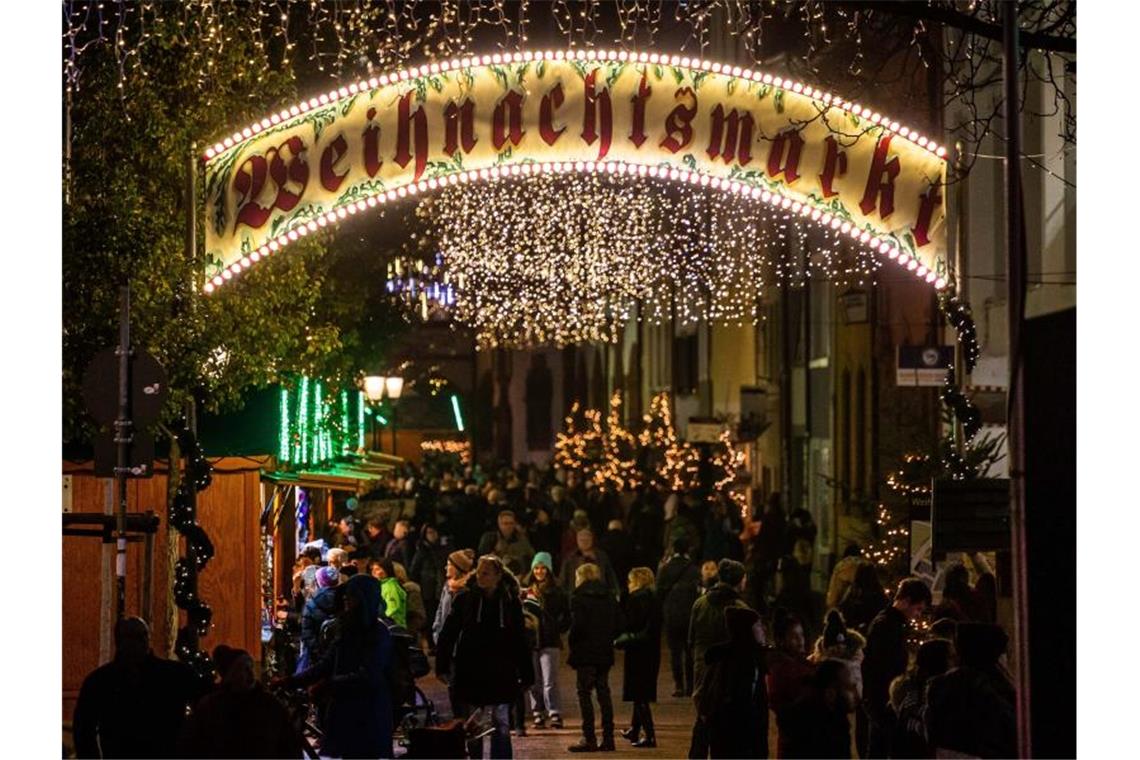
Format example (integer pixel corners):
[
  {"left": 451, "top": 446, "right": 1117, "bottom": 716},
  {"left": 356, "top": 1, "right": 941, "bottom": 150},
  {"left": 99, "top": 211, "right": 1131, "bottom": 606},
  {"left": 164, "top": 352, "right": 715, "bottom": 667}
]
[
  {"left": 449, "top": 549, "right": 475, "bottom": 574},
  {"left": 531, "top": 551, "right": 554, "bottom": 572},
  {"left": 822, "top": 609, "right": 849, "bottom": 648},
  {"left": 717, "top": 558, "right": 746, "bottom": 587},
  {"left": 955, "top": 622, "right": 1008, "bottom": 669},
  {"left": 316, "top": 565, "right": 341, "bottom": 589}
]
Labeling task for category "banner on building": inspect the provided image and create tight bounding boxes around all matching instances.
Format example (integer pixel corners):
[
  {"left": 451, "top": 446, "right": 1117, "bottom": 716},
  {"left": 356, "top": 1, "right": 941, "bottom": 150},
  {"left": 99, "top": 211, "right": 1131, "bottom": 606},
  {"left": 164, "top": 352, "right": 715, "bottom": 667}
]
[{"left": 202, "top": 52, "right": 949, "bottom": 285}]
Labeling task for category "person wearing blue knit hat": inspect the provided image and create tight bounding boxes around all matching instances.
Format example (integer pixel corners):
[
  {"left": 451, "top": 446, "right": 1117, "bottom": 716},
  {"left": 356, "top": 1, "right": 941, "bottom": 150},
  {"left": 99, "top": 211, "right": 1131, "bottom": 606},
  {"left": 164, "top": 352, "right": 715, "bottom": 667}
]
[{"left": 523, "top": 551, "right": 571, "bottom": 729}]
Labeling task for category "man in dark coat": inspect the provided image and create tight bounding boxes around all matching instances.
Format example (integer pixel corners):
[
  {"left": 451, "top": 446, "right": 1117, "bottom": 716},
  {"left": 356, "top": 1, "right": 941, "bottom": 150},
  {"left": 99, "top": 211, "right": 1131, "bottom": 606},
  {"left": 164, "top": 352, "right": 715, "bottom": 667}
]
[
  {"left": 179, "top": 647, "right": 304, "bottom": 759},
  {"left": 861, "top": 577, "right": 931, "bottom": 758},
  {"left": 656, "top": 537, "right": 701, "bottom": 697},
  {"left": 283, "top": 574, "right": 396, "bottom": 759},
  {"left": 436, "top": 555, "right": 535, "bottom": 759},
  {"left": 925, "top": 622, "right": 1017, "bottom": 759},
  {"left": 566, "top": 562, "right": 624, "bottom": 752},
  {"left": 615, "top": 570, "right": 663, "bottom": 747},
  {"left": 477, "top": 509, "right": 535, "bottom": 578},
  {"left": 692, "top": 606, "right": 769, "bottom": 759},
  {"left": 560, "top": 527, "right": 621, "bottom": 599},
  {"left": 362, "top": 517, "right": 393, "bottom": 562},
  {"left": 409, "top": 524, "right": 447, "bottom": 647},
  {"left": 599, "top": 519, "right": 637, "bottom": 594},
  {"left": 781, "top": 658, "right": 857, "bottom": 759},
  {"left": 73, "top": 617, "right": 203, "bottom": 759},
  {"left": 687, "top": 559, "right": 752, "bottom": 759}
]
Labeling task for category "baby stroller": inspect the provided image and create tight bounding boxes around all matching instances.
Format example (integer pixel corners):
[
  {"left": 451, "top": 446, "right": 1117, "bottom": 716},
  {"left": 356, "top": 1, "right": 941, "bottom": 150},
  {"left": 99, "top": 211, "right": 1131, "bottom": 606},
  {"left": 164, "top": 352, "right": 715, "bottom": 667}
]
[{"left": 387, "top": 624, "right": 440, "bottom": 738}]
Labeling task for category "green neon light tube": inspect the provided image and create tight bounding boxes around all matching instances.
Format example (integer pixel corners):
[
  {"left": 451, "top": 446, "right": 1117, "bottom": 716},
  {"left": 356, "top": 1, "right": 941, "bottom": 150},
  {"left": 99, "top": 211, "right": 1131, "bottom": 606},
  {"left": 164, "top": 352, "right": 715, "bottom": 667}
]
[{"left": 451, "top": 394, "right": 465, "bottom": 432}]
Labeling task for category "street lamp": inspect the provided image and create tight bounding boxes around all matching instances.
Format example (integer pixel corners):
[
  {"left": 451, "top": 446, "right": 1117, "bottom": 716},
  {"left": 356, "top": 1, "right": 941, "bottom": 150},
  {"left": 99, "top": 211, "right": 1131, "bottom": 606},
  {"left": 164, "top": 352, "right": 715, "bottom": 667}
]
[
  {"left": 363, "top": 376, "right": 386, "bottom": 452},
  {"left": 385, "top": 375, "right": 404, "bottom": 455}
]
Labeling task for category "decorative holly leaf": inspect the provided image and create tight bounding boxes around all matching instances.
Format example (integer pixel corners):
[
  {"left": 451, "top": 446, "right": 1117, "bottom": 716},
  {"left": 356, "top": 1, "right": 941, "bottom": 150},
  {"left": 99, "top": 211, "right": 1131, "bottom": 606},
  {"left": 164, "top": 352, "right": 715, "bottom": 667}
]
[
  {"left": 338, "top": 94, "right": 358, "bottom": 116},
  {"left": 755, "top": 84, "right": 771, "bottom": 101},
  {"left": 414, "top": 78, "right": 428, "bottom": 103},
  {"left": 726, "top": 78, "right": 737, "bottom": 96},
  {"left": 682, "top": 153, "right": 697, "bottom": 170},
  {"left": 606, "top": 62, "right": 624, "bottom": 89},
  {"left": 489, "top": 65, "right": 510, "bottom": 90},
  {"left": 653, "top": 64, "right": 664, "bottom": 80},
  {"left": 311, "top": 106, "right": 338, "bottom": 142},
  {"left": 774, "top": 89, "right": 785, "bottom": 113},
  {"left": 536, "top": 59, "right": 546, "bottom": 79},
  {"left": 495, "top": 145, "right": 513, "bottom": 164},
  {"left": 691, "top": 71, "right": 708, "bottom": 90},
  {"left": 849, "top": 113, "right": 861, "bottom": 127},
  {"left": 672, "top": 66, "right": 685, "bottom": 84},
  {"left": 516, "top": 62, "right": 530, "bottom": 86},
  {"left": 570, "top": 60, "right": 589, "bottom": 80},
  {"left": 428, "top": 76, "right": 445, "bottom": 93}
]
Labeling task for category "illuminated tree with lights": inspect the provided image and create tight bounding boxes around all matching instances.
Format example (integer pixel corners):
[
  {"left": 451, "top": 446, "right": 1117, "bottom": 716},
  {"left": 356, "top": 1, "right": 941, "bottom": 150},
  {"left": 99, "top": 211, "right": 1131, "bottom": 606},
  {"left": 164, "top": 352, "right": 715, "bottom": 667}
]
[
  {"left": 710, "top": 428, "right": 748, "bottom": 520},
  {"left": 639, "top": 392, "right": 699, "bottom": 493},
  {"left": 594, "top": 391, "right": 642, "bottom": 493}
]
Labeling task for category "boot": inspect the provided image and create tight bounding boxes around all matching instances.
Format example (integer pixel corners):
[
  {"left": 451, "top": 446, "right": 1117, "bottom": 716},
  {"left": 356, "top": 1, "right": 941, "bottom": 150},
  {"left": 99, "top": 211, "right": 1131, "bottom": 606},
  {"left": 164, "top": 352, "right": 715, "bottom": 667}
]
[
  {"left": 620, "top": 727, "right": 640, "bottom": 743},
  {"left": 632, "top": 736, "right": 657, "bottom": 748},
  {"left": 599, "top": 735, "right": 616, "bottom": 752},
  {"left": 568, "top": 738, "right": 599, "bottom": 753},
  {"left": 550, "top": 714, "right": 564, "bottom": 729}
]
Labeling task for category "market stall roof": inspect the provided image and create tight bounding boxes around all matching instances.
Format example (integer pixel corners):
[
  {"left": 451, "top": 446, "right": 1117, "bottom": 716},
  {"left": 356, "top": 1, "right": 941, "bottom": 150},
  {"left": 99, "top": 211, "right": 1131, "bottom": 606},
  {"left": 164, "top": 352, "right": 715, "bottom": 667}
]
[{"left": 261, "top": 452, "right": 403, "bottom": 493}]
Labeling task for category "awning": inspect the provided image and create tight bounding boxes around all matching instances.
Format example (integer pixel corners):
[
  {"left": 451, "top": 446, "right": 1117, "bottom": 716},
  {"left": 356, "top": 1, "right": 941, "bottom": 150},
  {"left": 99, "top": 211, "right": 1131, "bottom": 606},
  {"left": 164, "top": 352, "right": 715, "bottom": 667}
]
[{"left": 260, "top": 451, "right": 402, "bottom": 493}]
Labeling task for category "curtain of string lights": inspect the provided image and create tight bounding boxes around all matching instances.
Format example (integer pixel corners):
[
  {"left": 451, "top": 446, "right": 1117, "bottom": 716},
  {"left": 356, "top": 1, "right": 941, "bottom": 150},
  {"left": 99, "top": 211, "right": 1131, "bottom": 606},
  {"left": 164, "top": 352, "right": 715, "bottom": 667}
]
[{"left": 422, "top": 171, "right": 881, "bottom": 348}]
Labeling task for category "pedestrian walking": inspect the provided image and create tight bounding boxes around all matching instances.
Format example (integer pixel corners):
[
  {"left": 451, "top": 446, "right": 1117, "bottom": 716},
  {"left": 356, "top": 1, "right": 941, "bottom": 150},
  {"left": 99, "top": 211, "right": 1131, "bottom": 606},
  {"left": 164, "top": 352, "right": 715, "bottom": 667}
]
[
  {"left": 656, "top": 537, "right": 701, "bottom": 697},
  {"left": 281, "top": 574, "right": 397, "bottom": 759},
  {"left": 436, "top": 555, "right": 535, "bottom": 759},
  {"left": 369, "top": 557, "right": 409, "bottom": 627},
  {"left": 862, "top": 577, "right": 932, "bottom": 758},
  {"left": 566, "top": 562, "right": 623, "bottom": 753},
  {"left": 838, "top": 561, "right": 889, "bottom": 635},
  {"left": 925, "top": 622, "right": 1017, "bottom": 759},
  {"left": 687, "top": 558, "right": 751, "bottom": 758},
  {"left": 73, "top": 618, "right": 204, "bottom": 760},
  {"left": 478, "top": 509, "right": 536, "bottom": 578},
  {"left": 561, "top": 527, "right": 622, "bottom": 599},
  {"left": 297, "top": 565, "right": 341, "bottom": 673},
  {"left": 889, "top": 637, "right": 952, "bottom": 759},
  {"left": 811, "top": 609, "right": 868, "bottom": 754},
  {"left": 178, "top": 646, "right": 303, "bottom": 759},
  {"left": 615, "top": 567, "right": 663, "bottom": 748},
  {"left": 409, "top": 524, "right": 447, "bottom": 649},
  {"left": 523, "top": 551, "right": 571, "bottom": 729},
  {"left": 780, "top": 658, "right": 857, "bottom": 759},
  {"left": 692, "top": 606, "right": 769, "bottom": 759},
  {"left": 767, "top": 608, "right": 814, "bottom": 758}
]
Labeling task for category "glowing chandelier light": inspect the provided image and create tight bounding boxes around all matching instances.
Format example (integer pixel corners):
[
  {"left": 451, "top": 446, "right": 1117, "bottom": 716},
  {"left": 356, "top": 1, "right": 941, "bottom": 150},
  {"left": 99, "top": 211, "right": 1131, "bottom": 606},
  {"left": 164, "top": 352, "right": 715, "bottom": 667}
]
[{"left": 386, "top": 252, "right": 457, "bottom": 321}]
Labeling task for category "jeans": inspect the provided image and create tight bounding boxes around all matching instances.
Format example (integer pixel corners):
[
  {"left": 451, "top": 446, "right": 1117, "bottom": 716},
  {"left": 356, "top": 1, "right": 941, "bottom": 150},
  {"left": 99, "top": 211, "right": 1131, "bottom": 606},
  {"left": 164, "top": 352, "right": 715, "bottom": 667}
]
[
  {"left": 575, "top": 665, "right": 614, "bottom": 744},
  {"left": 666, "top": 623, "right": 693, "bottom": 694},
  {"left": 527, "top": 648, "right": 562, "bottom": 717}
]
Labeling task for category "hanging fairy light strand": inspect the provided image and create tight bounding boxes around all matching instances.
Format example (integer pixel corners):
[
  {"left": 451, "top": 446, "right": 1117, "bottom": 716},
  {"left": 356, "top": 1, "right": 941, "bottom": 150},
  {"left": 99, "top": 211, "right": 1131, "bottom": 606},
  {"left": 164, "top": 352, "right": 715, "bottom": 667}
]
[{"left": 426, "top": 170, "right": 881, "bottom": 348}]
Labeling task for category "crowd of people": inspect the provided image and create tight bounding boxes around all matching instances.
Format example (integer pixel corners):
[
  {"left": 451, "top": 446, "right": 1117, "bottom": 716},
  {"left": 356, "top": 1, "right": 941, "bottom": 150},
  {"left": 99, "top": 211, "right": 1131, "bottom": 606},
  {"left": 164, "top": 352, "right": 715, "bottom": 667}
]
[{"left": 71, "top": 458, "right": 1017, "bottom": 759}]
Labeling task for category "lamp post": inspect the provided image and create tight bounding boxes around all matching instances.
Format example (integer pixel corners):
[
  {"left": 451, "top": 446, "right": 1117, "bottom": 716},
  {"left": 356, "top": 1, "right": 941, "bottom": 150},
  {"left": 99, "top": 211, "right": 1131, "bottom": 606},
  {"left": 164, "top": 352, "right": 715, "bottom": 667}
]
[
  {"left": 385, "top": 375, "right": 404, "bottom": 456},
  {"left": 363, "top": 375, "right": 385, "bottom": 452}
]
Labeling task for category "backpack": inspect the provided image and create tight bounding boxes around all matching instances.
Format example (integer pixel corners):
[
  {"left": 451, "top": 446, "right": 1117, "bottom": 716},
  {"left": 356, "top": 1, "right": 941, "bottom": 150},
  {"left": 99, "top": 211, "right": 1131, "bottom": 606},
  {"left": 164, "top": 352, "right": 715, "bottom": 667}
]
[{"left": 521, "top": 605, "right": 541, "bottom": 651}]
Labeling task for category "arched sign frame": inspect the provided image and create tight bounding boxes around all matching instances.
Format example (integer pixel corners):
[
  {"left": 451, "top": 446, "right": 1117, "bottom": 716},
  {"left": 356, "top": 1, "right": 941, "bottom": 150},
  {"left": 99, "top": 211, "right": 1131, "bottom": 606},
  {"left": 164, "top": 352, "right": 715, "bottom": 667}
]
[{"left": 200, "top": 49, "right": 950, "bottom": 295}]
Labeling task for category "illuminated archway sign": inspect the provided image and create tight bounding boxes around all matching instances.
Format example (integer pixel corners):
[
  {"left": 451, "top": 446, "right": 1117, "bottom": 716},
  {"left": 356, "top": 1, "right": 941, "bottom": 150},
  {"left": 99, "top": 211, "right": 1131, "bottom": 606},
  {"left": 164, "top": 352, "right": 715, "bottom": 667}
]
[{"left": 202, "top": 50, "right": 949, "bottom": 294}]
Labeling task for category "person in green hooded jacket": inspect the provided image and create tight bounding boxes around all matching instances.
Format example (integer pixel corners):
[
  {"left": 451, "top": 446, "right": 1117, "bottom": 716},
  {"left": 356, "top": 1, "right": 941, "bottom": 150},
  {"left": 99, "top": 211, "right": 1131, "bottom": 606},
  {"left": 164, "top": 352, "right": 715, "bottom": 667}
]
[{"left": 369, "top": 558, "right": 408, "bottom": 628}]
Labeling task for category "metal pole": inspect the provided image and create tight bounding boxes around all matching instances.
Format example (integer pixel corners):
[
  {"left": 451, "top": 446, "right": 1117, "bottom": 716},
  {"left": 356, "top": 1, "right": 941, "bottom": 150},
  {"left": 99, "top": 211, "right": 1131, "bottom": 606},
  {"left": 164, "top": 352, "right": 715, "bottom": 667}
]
[
  {"left": 391, "top": 403, "right": 398, "bottom": 458},
  {"left": 187, "top": 143, "right": 198, "bottom": 289},
  {"left": 113, "top": 286, "right": 132, "bottom": 621},
  {"left": 142, "top": 510, "right": 155, "bottom": 625},
  {"left": 1002, "top": 4, "right": 1031, "bottom": 756}
]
